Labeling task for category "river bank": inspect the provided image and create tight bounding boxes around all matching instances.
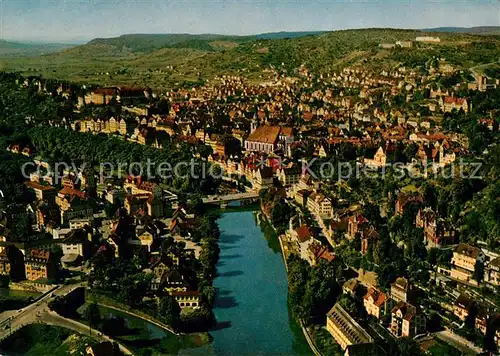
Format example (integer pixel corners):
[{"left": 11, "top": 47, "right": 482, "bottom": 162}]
[{"left": 75, "top": 302, "right": 209, "bottom": 355}]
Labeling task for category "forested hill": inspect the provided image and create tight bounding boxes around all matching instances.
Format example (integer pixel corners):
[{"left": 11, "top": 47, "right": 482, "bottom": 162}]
[
  {"left": 85, "top": 33, "right": 250, "bottom": 53},
  {"left": 82, "top": 31, "right": 328, "bottom": 53},
  {"left": 423, "top": 26, "right": 500, "bottom": 35}
]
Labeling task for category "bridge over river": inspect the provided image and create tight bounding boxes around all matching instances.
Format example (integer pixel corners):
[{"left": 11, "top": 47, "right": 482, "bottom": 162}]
[{"left": 202, "top": 192, "right": 260, "bottom": 207}]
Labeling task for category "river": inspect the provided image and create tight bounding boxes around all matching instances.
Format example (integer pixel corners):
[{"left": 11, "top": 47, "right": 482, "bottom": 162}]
[
  {"left": 88, "top": 210, "right": 311, "bottom": 355},
  {"left": 201, "top": 210, "right": 310, "bottom": 355}
]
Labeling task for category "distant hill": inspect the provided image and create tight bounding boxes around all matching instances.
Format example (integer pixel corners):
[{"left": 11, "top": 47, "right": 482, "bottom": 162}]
[
  {"left": 85, "top": 33, "right": 252, "bottom": 53},
  {"left": 423, "top": 26, "right": 500, "bottom": 35},
  {"left": 254, "top": 31, "right": 327, "bottom": 40},
  {"left": 0, "top": 40, "right": 73, "bottom": 56},
  {"left": 83, "top": 32, "right": 331, "bottom": 53}
]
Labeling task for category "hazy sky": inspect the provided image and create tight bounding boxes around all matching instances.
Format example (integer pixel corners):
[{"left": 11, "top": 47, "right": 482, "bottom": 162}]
[{"left": 1, "top": 0, "right": 499, "bottom": 43}]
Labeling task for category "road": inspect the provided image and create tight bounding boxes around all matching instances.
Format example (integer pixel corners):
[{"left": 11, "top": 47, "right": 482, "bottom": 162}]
[
  {"left": 435, "top": 327, "right": 483, "bottom": 355},
  {"left": 469, "top": 60, "right": 500, "bottom": 78},
  {"left": 42, "top": 310, "right": 133, "bottom": 355},
  {"left": 0, "top": 283, "right": 133, "bottom": 355}
]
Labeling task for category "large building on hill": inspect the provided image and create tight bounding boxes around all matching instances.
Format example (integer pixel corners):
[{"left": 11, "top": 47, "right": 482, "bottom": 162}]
[
  {"left": 440, "top": 96, "right": 469, "bottom": 113},
  {"left": 83, "top": 86, "right": 151, "bottom": 106}
]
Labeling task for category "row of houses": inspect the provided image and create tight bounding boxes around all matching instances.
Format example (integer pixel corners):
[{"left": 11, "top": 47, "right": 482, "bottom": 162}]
[{"left": 328, "top": 276, "right": 426, "bottom": 352}]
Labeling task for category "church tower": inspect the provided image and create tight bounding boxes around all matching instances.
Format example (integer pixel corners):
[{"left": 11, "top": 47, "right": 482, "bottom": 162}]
[{"left": 251, "top": 114, "right": 259, "bottom": 134}]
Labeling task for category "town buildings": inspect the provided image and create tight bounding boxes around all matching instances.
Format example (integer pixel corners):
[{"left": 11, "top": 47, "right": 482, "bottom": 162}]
[
  {"left": 390, "top": 277, "right": 416, "bottom": 304},
  {"left": 390, "top": 302, "right": 426, "bottom": 338},
  {"left": 364, "top": 288, "right": 390, "bottom": 320},
  {"left": 307, "top": 192, "right": 333, "bottom": 219},
  {"left": 450, "top": 243, "right": 484, "bottom": 286},
  {"left": 24, "top": 249, "right": 56, "bottom": 281}
]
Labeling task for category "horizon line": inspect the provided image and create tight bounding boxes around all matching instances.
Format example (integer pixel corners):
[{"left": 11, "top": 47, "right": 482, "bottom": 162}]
[{"left": 2, "top": 24, "right": 499, "bottom": 45}]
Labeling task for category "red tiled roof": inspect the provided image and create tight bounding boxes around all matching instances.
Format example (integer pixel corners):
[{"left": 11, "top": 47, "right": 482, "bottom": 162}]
[
  {"left": 246, "top": 126, "right": 281, "bottom": 144},
  {"left": 454, "top": 243, "right": 480, "bottom": 259},
  {"left": 295, "top": 225, "right": 312, "bottom": 243},
  {"left": 314, "top": 245, "right": 335, "bottom": 262},
  {"left": 25, "top": 181, "right": 56, "bottom": 191},
  {"left": 93, "top": 88, "right": 117, "bottom": 96},
  {"left": 58, "top": 186, "right": 86, "bottom": 200},
  {"left": 280, "top": 127, "right": 293, "bottom": 137},
  {"left": 392, "top": 301, "right": 417, "bottom": 321},
  {"left": 170, "top": 290, "right": 201, "bottom": 297},
  {"left": 29, "top": 248, "right": 50, "bottom": 261},
  {"left": 444, "top": 96, "right": 466, "bottom": 105},
  {"left": 349, "top": 213, "right": 368, "bottom": 225},
  {"left": 364, "top": 288, "right": 387, "bottom": 307}
]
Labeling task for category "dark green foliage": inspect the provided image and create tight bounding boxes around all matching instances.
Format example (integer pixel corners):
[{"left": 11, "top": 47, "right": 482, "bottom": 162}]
[
  {"left": 179, "top": 307, "right": 216, "bottom": 332},
  {"left": 83, "top": 302, "right": 101, "bottom": 326},
  {"left": 0, "top": 275, "right": 10, "bottom": 288},
  {"left": 157, "top": 295, "right": 181, "bottom": 329},
  {"left": 89, "top": 260, "right": 153, "bottom": 307},
  {"left": 386, "top": 337, "right": 424, "bottom": 356},
  {"left": 201, "top": 286, "right": 216, "bottom": 308},
  {"left": 0, "top": 325, "right": 73, "bottom": 355},
  {"left": 287, "top": 255, "right": 342, "bottom": 324},
  {"left": 0, "top": 73, "right": 220, "bottom": 196},
  {"left": 271, "top": 199, "right": 294, "bottom": 234},
  {"left": 86, "top": 33, "right": 252, "bottom": 53}
]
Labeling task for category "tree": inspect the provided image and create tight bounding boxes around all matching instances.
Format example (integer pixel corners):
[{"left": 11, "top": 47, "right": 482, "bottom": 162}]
[
  {"left": 363, "top": 203, "right": 382, "bottom": 226},
  {"left": 427, "top": 247, "right": 439, "bottom": 265},
  {"left": 287, "top": 255, "right": 340, "bottom": 324},
  {"left": 157, "top": 295, "right": 181, "bottom": 328},
  {"left": 287, "top": 255, "right": 309, "bottom": 319},
  {"left": 390, "top": 337, "right": 423, "bottom": 356},
  {"left": 201, "top": 286, "right": 216, "bottom": 308},
  {"left": 104, "top": 201, "right": 120, "bottom": 218},
  {"left": 116, "top": 272, "right": 152, "bottom": 306},
  {"left": 0, "top": 275, "right": 9, "bottom": 288},
  {"left": 338, "top": 295, "right": 358, "bottom": 316},
  {"left": 271, "top": 199, "right": 293, "bottom": 233},
  {"left": 179, "top": 307, "right": 216, "bottom": 332}
]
